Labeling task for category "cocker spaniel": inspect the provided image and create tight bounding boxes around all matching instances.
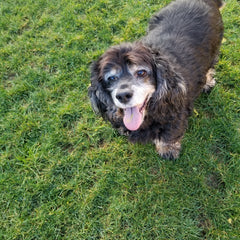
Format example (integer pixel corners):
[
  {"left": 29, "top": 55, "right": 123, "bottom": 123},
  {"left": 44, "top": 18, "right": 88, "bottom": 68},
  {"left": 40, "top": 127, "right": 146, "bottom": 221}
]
[{"left": 88, "top": 0, "right": 224, "bottom": 159}]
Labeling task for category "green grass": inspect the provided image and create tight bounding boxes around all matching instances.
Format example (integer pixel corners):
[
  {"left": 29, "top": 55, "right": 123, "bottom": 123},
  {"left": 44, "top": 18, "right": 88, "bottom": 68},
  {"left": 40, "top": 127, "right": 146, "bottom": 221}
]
[{"left": 0, "top": 0, "right": 239, "bottom": 239}]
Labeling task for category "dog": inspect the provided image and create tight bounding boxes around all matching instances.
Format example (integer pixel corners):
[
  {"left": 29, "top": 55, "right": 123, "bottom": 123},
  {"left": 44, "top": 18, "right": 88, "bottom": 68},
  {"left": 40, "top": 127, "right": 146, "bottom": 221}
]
[{"left": 88, "top": 0, "right": 224, "bottom": 159}]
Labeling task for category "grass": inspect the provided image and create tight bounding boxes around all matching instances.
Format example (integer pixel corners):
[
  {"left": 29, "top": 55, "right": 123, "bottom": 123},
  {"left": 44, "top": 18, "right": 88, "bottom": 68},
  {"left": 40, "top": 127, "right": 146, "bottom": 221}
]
[{"left": 0, "top": 0, "right": 239, "bottom": 239}]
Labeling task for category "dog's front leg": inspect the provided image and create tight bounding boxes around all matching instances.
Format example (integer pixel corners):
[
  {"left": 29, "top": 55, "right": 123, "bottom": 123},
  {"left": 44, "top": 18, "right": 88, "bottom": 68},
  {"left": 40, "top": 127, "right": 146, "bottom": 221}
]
[{"left": 154, "top": 120, "right": 186, "bottom": 160}]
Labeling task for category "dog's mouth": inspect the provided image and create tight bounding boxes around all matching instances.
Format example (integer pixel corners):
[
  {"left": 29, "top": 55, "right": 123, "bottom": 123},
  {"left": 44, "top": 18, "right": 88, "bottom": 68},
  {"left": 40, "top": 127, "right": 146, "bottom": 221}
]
[{"left": 123, "top": 96, "right": 149, "bottom": 131}]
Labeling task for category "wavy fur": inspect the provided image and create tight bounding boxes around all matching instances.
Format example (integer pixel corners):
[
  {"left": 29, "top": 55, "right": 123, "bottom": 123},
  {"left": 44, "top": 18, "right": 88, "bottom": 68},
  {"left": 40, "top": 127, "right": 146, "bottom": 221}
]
[{"left": 88, "top": 0, "right": 223, "bottom": 159}]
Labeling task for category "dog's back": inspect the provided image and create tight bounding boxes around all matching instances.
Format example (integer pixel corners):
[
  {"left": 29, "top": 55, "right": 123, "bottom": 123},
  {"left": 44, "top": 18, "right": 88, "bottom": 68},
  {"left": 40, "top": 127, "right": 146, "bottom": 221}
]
[{"left": 144, "top": 0, "right": 223, "bottom": 73}]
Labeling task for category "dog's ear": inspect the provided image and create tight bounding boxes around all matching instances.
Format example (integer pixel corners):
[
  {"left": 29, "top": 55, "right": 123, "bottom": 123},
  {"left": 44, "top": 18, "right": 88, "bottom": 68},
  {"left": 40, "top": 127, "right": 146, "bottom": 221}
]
[
  {"left": 88, "top": 59, "right": 113, "bottom": 118},
  {"left": 152, "top": 56, "right": 186, "bottom": 106},
  {"left": 88, "top": 60, "right": 103, "bottom": 115}
]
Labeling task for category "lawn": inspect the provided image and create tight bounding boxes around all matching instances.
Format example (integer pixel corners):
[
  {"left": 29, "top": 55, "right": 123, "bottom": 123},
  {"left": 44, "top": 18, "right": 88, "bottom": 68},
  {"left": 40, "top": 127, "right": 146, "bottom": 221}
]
[{"left": 0, "top": 0, "right": 239, "bottom": 239}]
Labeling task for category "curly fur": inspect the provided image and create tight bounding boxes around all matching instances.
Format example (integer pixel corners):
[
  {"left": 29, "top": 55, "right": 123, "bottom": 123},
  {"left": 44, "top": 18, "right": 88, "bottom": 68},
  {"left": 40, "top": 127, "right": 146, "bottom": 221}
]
[{"left": 88, "top": 0, "right": 224, "bottom": 159}]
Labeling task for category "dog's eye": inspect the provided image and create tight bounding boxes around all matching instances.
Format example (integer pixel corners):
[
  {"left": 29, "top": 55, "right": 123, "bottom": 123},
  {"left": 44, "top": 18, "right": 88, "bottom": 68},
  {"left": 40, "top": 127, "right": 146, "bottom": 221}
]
[
  {"left": 136, "top": 70, "right": 147, "bottom": 78},
  {"left": 107, "top": 76, "right": 118, "bottom": 82}
]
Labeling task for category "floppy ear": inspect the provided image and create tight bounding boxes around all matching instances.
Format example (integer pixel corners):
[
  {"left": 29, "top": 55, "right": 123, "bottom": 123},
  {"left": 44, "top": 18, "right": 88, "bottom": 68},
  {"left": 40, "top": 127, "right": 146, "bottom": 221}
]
[
  {"left": 152, "top": 55, "right": 186, "bottom": 107},
  {"left": 88, "top": 59, "right": 115, "bottom": 119}
]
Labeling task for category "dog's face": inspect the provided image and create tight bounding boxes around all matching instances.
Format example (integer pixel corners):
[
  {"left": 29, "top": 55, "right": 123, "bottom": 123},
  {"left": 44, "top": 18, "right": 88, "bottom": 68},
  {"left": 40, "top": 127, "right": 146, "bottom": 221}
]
[
  {"left": 104, "top": 63, "right": 156, "bottom": 131},
  {"left": 91, "top": 44, "right": 157, "bottom": 131}
]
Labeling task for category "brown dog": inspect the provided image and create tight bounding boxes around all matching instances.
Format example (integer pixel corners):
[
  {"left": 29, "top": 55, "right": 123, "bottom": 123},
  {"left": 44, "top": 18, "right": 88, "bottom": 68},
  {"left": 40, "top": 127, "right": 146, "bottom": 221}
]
[{"left": 88, "top": 0, "right": 224, "bottom": 159}]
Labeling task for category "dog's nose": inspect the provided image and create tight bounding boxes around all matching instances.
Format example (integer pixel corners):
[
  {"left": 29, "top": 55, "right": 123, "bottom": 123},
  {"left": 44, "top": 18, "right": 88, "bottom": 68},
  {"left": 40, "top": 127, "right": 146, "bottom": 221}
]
[{"left": 116, "top": 91, "right": 133, "bottom": 104}]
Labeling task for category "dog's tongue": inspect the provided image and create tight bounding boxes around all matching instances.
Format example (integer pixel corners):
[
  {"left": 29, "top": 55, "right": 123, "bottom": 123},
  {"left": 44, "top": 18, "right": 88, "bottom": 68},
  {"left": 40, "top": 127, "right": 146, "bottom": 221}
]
[{"left": 123, "top": 106, "right": 143, "bottom": 131}]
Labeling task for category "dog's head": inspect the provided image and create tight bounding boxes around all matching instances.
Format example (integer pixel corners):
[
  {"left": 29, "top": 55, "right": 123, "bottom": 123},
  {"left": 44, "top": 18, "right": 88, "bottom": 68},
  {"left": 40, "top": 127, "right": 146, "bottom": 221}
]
[{"left": 89, "top": 43, "right": 186, "bottom": 131}]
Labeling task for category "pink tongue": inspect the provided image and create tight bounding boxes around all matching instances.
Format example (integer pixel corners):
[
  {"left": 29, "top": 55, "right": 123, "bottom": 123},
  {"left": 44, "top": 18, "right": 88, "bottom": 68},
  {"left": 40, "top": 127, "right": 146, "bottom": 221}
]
[{"left": 123, "top": 106, "right": 143, "bottom": 131}]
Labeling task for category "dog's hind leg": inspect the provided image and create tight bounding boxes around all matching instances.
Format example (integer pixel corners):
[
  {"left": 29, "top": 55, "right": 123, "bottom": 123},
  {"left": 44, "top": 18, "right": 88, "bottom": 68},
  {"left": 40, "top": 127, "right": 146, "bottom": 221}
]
[{"left": 203, "top": 68, "right": 216, "bottom": 93}]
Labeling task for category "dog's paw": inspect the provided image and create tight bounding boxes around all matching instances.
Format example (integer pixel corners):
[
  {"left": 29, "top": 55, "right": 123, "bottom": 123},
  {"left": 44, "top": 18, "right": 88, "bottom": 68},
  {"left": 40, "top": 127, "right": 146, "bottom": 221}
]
[
  {"left": 117, "top": 127, "right": 129, "bottom": 136},
  {"left": 154, "top": 139, "right": 181, "bottom": 160},
  {"left": 203, "top": 68, "right": 216, "bottom": 93}
]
